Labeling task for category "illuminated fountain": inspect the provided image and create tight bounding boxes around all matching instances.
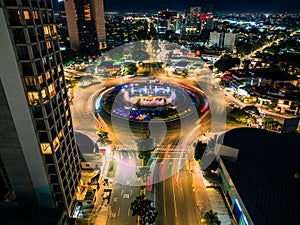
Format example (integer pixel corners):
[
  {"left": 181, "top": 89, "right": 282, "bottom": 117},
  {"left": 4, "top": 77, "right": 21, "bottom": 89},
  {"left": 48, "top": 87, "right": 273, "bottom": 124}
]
[
  {"left": 122, "top": 85, "right": 176, "bottom": 107},
  {"left": 96, "top": 80, "right": 206, "bottom": 122}
]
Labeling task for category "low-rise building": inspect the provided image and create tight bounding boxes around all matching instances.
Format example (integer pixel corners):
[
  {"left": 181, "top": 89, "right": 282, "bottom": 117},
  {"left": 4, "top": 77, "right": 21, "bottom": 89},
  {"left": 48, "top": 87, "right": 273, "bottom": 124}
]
[{"left": 217, "top": 128, "right": 300, "bottom": 225}]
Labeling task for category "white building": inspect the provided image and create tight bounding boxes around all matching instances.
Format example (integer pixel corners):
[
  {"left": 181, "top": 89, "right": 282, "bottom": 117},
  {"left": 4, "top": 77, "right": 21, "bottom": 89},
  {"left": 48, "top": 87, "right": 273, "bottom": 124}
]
[
  {"left": 209, "top": 31, "right": 224, "bottom": 48},
  {"left": 224, "top": 32, "right": 237, "bottom": 52}
]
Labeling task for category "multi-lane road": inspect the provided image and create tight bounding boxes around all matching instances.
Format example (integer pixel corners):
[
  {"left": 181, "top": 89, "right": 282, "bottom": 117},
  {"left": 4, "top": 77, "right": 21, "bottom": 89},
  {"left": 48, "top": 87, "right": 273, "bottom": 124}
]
[
  {"left": 106, "top": 150, "right": 140, "bottom": 225},
  {"left": 149, "top": 152, "right": 201, "bottom": 225},
  {"left": 71, "top": 72, "right": 221, "bottom": 225}
]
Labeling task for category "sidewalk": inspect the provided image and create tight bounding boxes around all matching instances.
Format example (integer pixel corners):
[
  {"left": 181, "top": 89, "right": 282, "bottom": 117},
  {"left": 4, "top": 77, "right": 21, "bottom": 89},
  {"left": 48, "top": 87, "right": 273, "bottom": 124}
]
[
  {"left": 88, "top": 179, "right": 111, "bottom": 225},
  {"left": 76, "top": 150, "right": 113, "bottom": 225},
  {"left": 191, "top": 159, "right": 233, "bottom": 225},
  {"left": 91, "top": 151, "right": 114, "bottom": 225},
  {"left": 206, "top": 187, "right": 232, "bottom": 225},
  {"left": 191, "top": 160, "right": 211, "bottom": 218}
]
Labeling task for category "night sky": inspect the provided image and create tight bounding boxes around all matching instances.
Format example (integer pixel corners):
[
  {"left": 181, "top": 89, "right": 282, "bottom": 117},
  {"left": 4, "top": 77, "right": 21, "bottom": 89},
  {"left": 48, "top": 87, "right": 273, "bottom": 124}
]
[
  {"left": 102, "top": 0, "right": 300, "bottom": 13},
  {"left": 52, "top": 0, "right": 300, "bottom": 13}
]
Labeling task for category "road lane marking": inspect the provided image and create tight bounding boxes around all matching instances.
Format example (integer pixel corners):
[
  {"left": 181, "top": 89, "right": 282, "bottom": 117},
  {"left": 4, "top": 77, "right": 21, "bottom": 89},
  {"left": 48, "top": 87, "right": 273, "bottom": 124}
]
[
  {"left": 172, "top": 163, "right": 178, "bottom": 217},
  {"left": 163, "top": 180, "right": 167, "bottom": 217}
]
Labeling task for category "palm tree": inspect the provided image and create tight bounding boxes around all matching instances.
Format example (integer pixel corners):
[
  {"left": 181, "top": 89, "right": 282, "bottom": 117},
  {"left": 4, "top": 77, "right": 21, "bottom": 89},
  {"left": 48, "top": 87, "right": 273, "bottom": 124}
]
[{"left": 202, "top": 210, "right": 221, "bottom": 225}]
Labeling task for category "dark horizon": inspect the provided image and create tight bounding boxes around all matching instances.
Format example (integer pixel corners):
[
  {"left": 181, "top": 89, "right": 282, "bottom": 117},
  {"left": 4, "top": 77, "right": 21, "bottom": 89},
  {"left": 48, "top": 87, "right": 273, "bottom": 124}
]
[
  {"left": 103, "top": 0, "right": 300, "bottom": 14},
  {"left": 103, "top": 8, "right": 300, "bottom": 14},
  {"left": 53, "top": 0, "right": 300, "bottom": 14}
]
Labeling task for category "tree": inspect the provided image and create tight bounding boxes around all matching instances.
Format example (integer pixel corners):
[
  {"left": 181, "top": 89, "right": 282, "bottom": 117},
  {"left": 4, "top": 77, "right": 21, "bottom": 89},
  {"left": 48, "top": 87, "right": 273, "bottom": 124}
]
[
  {"left": 202, "top": 210, "right": 221, "bottom": 225},
  {"left": 130, "top": 194, "right": 158, "bottom": 225},
  {"left": 182, "top": 70, "right": 188, "bottom": 78},
  {"left": 242, "top": 59, "right": 251, "bottom": 70},
  {"left": 262, "top": 117, "right": 281, "bottom": 131},
  {"left": 96, "top": 127, "right": 109, "bottom": 143},
  {"left": 236, "top": 42, "right": 252, "bottom": 56},
  {"left": 136, "top": 166, "right": 151, "bottom": 183},
  {"left": 124, "top": 63, "right": 138, "bottom": 75},
  {"left": 227, "top": 107, "right": 251, "bottom": 124},
  {"left": 136, "top": 137, "right": 156, "bottom": 165},
  {"left": 149, "top": 23, "right": 158, "bottom": 40},
  {"left": 214, "top": 55, "right": 240, "bottom": 72},
  {"left": 136, "top": 29, "right": 149, "bottom": 40},
  {"left": 194, "top": 141, "right": 207, "bottom": 161}
]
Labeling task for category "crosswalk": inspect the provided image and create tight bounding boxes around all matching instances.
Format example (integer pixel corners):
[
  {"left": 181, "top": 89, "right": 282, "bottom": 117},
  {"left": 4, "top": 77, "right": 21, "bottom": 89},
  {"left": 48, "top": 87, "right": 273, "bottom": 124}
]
[
  {"left": 113, "top": 144, "right": 136, "bottom": 151},
  {"left": 112, "top": 144, "right": 190, "bottom": 153}
]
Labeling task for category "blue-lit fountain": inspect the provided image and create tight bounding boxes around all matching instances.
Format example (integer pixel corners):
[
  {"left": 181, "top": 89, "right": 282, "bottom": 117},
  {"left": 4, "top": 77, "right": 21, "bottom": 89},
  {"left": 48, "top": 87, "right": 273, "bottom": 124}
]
[{"left": 96, "top": 79, "right": 207, "bottom": 122}]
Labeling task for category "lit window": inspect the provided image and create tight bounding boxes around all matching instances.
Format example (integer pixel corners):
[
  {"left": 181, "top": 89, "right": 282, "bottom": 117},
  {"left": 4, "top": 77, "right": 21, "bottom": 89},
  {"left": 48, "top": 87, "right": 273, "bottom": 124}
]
[
  {"left": 75, "top": 9, "right": 78, "bottom": 20},
  {"left": 24, "top": 77, "right": 36, "bottom": 88},
  {"left": 84, "top": 4, "right": 92, "bottom": 21},
  {"left": 23, "top": 11, "right": 30, "bottom": 20},
  {"left": 58, "top": 66, "right": 61, "bottom": 73},
  {"left": 43, "top": 25, "right": 51, "bottom": 37},
  {"left": 58, "top": 130, "right": 64, "bottom": 139},
  {"left": 52, "top": 25, "right": 57, "bottom": 35},
  {"left": 28, "top": 92, "right": 39, "bottom": 105},
  {"left": 40, "top": 143, "right": 52, "bottom": 154},
  {"left": 66, "top": 110, "right": 69, "bottom": 117},
  {"left": 46, "top": 41, "right": 52, "bottom": 49},
  {"left": 48, "top": 83, "right": 56, "bottom": 97},
  {"left": 53, "top": 137, "right": 60, "bottom": 150},
  {"left": 33, "top": 11, "right": 39, "bottom": 19},
  {"left": 38, "top": 75, "right": 43, "bottom": 84},
  {"left": 67, "top": 119, "right": 71, "bottom": 127},
  {"left": 41, "top": 89, "right": 47, "bottom": 100},
  {"left": 45, "top": 71, "right": 51, "bottom": 79}
]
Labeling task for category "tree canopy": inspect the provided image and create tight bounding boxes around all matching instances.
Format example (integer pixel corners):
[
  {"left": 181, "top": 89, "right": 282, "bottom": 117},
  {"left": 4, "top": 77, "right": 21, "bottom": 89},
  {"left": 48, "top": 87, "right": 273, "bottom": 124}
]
[
  {"left": 214, "top": 55, "right": 240, "bottom": 72},
  {"left": 194, "top": 141, "right": 207, "bottom": 161},
  {"left": 130, "top": 194, "right": 158, "bottom": 225},
  {"left": 136, "top": 137, "right": 156, "bottom": 165},
  {"left": 202, "top": 210, "right": 221, "bottom": 225}
]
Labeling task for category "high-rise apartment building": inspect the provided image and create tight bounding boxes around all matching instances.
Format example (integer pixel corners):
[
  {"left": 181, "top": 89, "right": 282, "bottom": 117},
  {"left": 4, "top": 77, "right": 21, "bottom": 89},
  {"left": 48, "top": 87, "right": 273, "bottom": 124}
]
[
  {"left": 189, "top": 6, "right": 201, "bottom": 20},
  {"left": 204, "top": 18, "right": 214, "bottom": 30},
  {"left": 0, "top": 0, "right": 81, "bottom": 217},
  {"left": 186, "top": 6, "right": 201, "bottom": 29},
  {"left": 64, "top": 0, "right": 106, "bottom": 53},
  {"left": 209, "top": 31, "right": 224, "bottom": 48},
  {"left": 157, "top": 10, "right": 177, "bottom": 34},
  {"left": 208, "top": 31, "right": 237, "bottom": 51},
  {"left": 224, "top": 32, "right": 237, "bottom": 52}
]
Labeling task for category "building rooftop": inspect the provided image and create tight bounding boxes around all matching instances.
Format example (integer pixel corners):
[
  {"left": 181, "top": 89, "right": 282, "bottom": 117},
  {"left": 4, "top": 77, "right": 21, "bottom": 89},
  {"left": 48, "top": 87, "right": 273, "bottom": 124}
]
[{"left": 221, "top": 128, "right": 300, "bottom": 225}]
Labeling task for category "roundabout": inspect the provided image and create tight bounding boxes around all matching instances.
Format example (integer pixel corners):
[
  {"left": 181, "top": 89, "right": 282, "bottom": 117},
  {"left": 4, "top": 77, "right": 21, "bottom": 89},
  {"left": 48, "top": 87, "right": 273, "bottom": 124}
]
[
  {"left": 72, "top": 40, "right": 226, "bottom": 186},
  {"left": 95, "top": 78, "right": 208, "bottom": 123}
]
